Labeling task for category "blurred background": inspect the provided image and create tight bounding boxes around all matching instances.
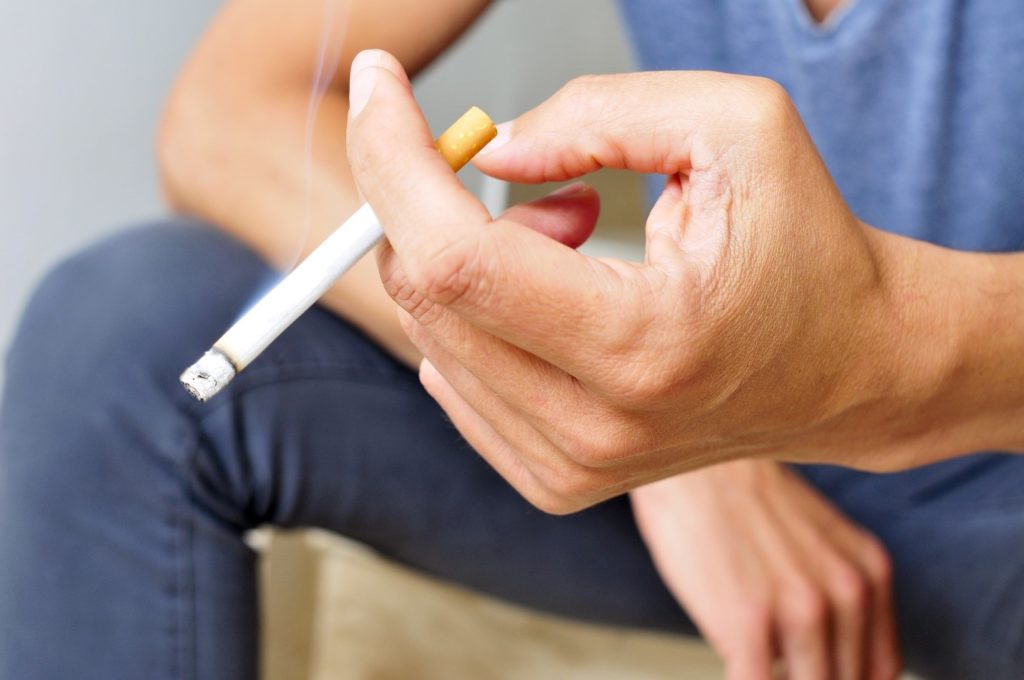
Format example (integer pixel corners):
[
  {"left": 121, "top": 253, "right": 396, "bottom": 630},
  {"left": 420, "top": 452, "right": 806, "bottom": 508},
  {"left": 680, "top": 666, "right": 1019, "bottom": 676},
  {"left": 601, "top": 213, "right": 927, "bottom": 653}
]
[{"left": 0, "top": 0, "right": 644, "bottom": 386}]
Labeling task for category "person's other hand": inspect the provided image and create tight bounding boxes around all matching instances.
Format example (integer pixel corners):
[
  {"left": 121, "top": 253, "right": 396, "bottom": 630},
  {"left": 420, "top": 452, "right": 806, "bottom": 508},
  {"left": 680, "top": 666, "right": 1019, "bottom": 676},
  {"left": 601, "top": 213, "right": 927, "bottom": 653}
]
[
  {"left": 346, "top": 50, "right": 946, "bottom": 513},
  {"left": 632, "top": 462, "right": 901, "bottom": 680}
]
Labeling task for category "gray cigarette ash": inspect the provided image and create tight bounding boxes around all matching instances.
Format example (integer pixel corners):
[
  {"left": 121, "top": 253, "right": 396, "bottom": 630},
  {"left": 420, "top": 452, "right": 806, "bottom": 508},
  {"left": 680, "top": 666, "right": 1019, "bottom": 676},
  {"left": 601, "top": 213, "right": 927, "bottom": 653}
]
[{"left": 180, "top": 349, "right": 236, "bottom": 402}]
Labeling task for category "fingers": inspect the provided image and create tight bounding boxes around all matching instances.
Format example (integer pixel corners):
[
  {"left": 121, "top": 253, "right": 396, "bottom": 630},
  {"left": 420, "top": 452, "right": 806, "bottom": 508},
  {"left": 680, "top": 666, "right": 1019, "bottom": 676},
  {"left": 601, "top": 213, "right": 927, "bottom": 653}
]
[
  {"left": 395, "top": 263, "right": 675, "bottom": 475},
  {"left": 778, "top": 474, "right": 900, "bottom": 680},
  {"left": 732, "top": 491, "right": 827, "bottom": 680},
  {"left": 842, "top": 533, "right": 901, "bottom": 680},
  {"left": 724, "top": 630, "right": 775, "bottom": 680},
  {"left": 830, "top": 566, "right": 868, "bottom": 680},
  {"left": 823, "top": 533, "right": 900, "bottom": 680},
  {"left": 348, "top": 50, "right": 645, "bottom": 379},
  {"left": 776, "top": 571, "right": 832, "bottom": 680},
  {"left": 635, "top": 464, "right": 898, "bottom": 680},
  {"left": 718, "top": 601, "right": 776, "bottom": 680},
  {"left": 347, "top": 49, "right": 491, "bottom": 247},
  {"left": 820, "top": 527, "right": 900, "bottom": 680},
  {"left": 398, "top": 297, "right": 583, "bottom": 432},
  {"left": 417, "top": 359, "right": 540, "bottom": 503},
  {"left": 772, "top": 493, "right": 867, "bottom": 680},
  {"left": 403, "top": 307, "right": 628, "bottom": 511},
  {"left": 474, "top": 71, "right": 791, "bottom": 183},
  {"left": 741, "top": 486, "right": 833, "bottom": 680},
  {"left": 417, "top": 356, "right": 610, "bottom": 514}
]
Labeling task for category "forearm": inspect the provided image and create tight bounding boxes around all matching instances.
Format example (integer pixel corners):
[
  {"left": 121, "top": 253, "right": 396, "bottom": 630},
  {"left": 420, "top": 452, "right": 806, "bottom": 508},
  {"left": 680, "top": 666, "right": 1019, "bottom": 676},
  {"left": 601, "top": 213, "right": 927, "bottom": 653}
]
[
  {"left": 161, "top": 82, "right": 419, "bottom": 365},
  {"left": 859, "top": 226, "right": 1024, "bottom": 468},
  {"left": 156, "top": 0, "right": 489, "bottom": 367}
]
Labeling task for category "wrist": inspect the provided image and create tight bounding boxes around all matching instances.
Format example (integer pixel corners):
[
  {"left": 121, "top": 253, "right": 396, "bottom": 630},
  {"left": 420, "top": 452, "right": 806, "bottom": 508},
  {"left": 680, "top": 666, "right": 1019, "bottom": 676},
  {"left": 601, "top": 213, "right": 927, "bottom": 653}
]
[{"left": 855, "top": 227, "right": 1024, "bottom": 468}]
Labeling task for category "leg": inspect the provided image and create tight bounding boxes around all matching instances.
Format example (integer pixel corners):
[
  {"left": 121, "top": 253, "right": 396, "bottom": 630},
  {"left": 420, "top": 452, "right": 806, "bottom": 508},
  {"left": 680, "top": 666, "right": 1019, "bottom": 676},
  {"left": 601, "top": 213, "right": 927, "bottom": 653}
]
[
  {"left": 0, "top": 221, "right": 685, "bottom": 680},
  {"left": 800, "top": 456, "right": 1024, "bottom": 679}
]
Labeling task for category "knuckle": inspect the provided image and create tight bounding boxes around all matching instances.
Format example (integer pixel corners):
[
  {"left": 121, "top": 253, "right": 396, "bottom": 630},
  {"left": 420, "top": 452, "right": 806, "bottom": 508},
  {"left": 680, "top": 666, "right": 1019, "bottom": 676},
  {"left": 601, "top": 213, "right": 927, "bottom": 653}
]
[
  {"left": 381, "top": 266, "right": 430, "bottom": 315},
  {"left": 593, "top": 306, "right": 702, "bottom": 408},
  {"left": 860, "top": 537, "right": 894, "bottom": 586},
  {"left": 414, "top": 236, "right": 487, "bottom": 308},
  {"left": 872, "top": 652, "right": 903, "bottom": 680},
  {"left": 532, "top": 462, "right": 596, "bottom": 507},
  {"left": 784, "top": 586, "right": 828, "bottom": 631},
  {"left": 544, "top": 75, "right": 619, "bottom": 178},
  {"left": 560, "top": 424, "right": 630, "bottom": 468},
  {"left": 593, "top": 334, "right": 672, "bottom": 404},
  {"left": 524, "top": 485, "right": 583, "bottom": 516},
  {"left": 717, "top": 599, "right": 772, "bottom": 662},
  {"left": 739, "top": 76, "right": 795, "bottom": 132},
  {"left": 736, "top": 599, "right": 773, "bottom": 635},
  {"left": 596, "top": 303, "right": 648, "bottom": 358},
  {"left": 500, "top": 463, "right": 570, "bottom": 516},
  {"left": 558, "top": 74, "right": 607, "bottom": 106},
  {"left": 831, "top": 564, "right": 868, "bottom": 611},
  {"left": 612, "top": 365, "right": 676, "bottom": 405}
]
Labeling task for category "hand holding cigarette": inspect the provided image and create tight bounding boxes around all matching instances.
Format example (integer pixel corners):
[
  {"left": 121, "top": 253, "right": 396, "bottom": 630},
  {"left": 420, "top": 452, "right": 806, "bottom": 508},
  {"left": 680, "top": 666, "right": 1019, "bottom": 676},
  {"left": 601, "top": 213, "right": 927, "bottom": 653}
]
[{"left": 348, "top": 50, "right": 1024, "bottom": 513}]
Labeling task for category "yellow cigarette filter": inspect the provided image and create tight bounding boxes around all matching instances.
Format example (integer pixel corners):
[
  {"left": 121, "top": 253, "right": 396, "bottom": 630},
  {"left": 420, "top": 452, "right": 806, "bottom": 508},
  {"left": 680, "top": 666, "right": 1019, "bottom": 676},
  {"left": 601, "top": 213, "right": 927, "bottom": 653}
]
[{"left": 435, "top": 106, "right": 497, "bottom": 172}]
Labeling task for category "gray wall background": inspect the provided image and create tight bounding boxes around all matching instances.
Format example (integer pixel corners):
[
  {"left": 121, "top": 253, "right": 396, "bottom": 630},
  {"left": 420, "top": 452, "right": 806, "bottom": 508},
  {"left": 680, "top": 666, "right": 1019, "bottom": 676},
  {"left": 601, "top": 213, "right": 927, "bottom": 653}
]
[{"left": 0, "top": 0, "right": 634, "bottom": 386}]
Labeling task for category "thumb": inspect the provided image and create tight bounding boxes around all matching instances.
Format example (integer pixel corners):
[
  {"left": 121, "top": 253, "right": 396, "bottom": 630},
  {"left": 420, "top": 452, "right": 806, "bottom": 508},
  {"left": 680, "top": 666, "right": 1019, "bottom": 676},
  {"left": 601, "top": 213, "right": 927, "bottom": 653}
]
[
  {"left": 346, "top": 49, "right": 491, "bottom": 283},
  {"left": 348, "top": 51, "right": 632, "bottom": 379}
]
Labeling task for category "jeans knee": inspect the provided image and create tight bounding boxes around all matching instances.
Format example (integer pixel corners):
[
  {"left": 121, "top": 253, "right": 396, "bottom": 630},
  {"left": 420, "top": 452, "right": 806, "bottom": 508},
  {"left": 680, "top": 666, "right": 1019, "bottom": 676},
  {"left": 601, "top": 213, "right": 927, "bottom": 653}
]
[
  {"left": 5, "top": 220, "right": 273, "bottom": 403},
  {"left": 2, "top": 222, "right": 275, "bottom": 508},
  {"left": 3, "top": 219, "right": 407, "bottom": 525}
]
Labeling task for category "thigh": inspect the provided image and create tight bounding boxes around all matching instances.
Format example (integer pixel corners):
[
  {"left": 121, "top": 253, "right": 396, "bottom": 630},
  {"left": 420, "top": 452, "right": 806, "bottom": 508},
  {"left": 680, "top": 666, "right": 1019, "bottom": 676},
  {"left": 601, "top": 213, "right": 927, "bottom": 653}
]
[
  {"left": 0, "top": 222, "right": 280, "bottom": 680},
  {"left": 194, "top": 264, "right": 687, "bottom": 636},
  {"left": 799, "top": 455, "right": 1024, "bottom": 679},
  {"left": 1, "top": 221, "right": 687, "bottom": 680}
]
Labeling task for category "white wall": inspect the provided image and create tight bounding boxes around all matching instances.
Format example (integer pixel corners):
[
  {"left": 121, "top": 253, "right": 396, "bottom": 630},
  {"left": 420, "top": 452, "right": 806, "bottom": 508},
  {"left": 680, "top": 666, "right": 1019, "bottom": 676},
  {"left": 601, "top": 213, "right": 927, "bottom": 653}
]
[
  {"left": 0, "top": 0, "right": 633, "bottom": 384},
  {"left": 0, "top": 2, "right": 221, "bottom": 377}
]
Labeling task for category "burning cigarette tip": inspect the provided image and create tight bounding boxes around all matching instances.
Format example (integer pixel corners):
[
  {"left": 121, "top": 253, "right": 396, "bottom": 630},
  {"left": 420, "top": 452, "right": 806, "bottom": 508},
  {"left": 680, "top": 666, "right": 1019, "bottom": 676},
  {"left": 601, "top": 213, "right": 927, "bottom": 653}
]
[
  {"left": 181, "top": 107, "right": 495, "bottom": 403},
  {"left": 180, "top": 349, "right": 237, "bottom": 402}
]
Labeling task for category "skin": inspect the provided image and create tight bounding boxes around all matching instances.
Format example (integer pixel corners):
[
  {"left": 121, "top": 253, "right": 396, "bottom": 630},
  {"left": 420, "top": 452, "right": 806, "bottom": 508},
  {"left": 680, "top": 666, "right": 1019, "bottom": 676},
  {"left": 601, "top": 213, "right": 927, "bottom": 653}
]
[
  {"left": 348, "top": 57, "right": 1024, "bottom": 502},
  {"left": 349, "top": 51, "right": 1024, "bottom": 675},
  {"left": 805, "top": 0, "right": 849, "bottom": 22},
  {"left": 633, "top": 463, "right": 897, "bottom": 680},
  {"left": 156, "top": 0, "right": 1024, "bottom": 676}
]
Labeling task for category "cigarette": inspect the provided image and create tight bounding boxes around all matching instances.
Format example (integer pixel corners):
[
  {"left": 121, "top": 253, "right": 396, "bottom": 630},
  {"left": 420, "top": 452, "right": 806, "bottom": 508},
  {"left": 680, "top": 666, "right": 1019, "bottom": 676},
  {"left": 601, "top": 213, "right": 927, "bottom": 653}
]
[{"left": 180, "top": 106, "right": 497, "bottom": 402}]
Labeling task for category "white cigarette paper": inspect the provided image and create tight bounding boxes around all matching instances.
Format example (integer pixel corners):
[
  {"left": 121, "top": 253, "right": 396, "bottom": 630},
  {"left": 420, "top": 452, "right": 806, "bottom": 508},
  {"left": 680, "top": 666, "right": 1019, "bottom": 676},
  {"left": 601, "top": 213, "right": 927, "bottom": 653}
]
[{"left": 181, "top": 107, "right": 497, "bottom": 401}]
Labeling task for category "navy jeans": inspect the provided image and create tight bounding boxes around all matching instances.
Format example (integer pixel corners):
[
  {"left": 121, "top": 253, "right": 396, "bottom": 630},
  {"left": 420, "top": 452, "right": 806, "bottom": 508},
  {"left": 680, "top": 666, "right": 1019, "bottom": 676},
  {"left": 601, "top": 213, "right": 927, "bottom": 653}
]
[{"left": 2, "top": 221, "right": 1022, "bottom": 679}]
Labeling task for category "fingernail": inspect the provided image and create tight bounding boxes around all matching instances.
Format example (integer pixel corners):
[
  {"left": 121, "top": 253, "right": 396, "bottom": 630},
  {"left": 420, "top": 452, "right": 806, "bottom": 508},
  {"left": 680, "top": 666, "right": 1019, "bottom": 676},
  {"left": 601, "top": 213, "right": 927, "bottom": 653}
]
[
  {"left": 549, "top": 181, "right": 591, "bottom": 198},
  {"left": 419, "top": 358, "right": 442, "bottom": 387},
  {"left": 348, "top": 50, "right": 381, "bottom": 121},
  {"left": 479, "top": 121, "right": 513, "bottom": 155}
]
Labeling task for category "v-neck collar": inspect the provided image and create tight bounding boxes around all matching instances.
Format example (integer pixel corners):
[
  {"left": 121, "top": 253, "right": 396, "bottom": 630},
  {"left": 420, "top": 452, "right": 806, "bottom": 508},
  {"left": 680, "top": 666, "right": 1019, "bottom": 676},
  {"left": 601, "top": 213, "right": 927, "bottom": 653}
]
[
  {"left": 786, "top": 0, "right": 884, "bottom": 38},
  {"left": 779, "top": 0, "right": 892, "bottom": 50},
  {"left": 798, "top": 0, "right": 859, "bottom": 30}
]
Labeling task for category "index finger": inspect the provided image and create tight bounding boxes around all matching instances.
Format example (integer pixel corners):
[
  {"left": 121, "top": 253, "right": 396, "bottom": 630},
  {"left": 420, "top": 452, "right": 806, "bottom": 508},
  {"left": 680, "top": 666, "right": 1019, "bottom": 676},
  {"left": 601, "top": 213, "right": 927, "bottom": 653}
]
[{"left": 347, "top": 50, "right": 645, "bottom": 379}]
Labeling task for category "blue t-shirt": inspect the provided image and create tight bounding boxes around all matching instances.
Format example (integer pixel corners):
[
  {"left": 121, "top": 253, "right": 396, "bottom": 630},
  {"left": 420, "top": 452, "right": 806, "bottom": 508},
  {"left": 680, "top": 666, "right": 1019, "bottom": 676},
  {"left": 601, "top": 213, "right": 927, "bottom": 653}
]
[{"left": 617, "top": 0, "right": 1024, "bottom": 252}]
